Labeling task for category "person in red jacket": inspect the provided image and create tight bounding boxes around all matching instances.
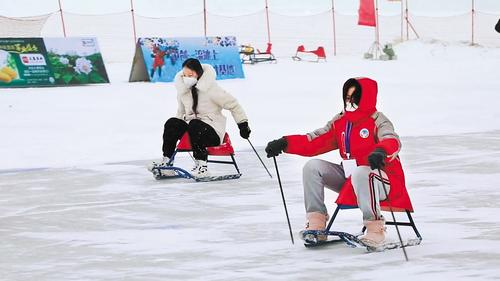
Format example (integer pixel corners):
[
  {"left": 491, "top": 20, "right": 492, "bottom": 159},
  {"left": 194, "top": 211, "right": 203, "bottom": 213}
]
[{"left": 265, "top": 77, "right": 412, "bottom": 247}]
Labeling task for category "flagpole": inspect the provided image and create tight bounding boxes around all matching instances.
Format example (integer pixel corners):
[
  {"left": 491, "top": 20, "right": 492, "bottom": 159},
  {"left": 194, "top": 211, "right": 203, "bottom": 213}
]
[
  {"left": 375, "top": 0, "right": 380, "bottom": 58},
  {"left": 405, "top": 0, "right": 409, "bottom": 40},
  {"left": 331, "top": 0, "right": 337, "bottom": 56},
  {"left": 471, "top": 0, "right": 475, "bottom": 45},
  {"left": 265, "top": 0, "right": 271, "bottom": 43},
  {"left": 400, "top": 0, "right": 404, "bottom": 41},
  {"left": 203, "top": 0, "right": 207, "bottom": 37}
]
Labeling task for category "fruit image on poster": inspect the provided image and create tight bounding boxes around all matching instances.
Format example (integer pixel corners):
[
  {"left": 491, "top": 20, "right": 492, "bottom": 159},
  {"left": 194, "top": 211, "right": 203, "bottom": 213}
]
[{"left": 0, "top": 50, "right": 19, "bottom": 83}]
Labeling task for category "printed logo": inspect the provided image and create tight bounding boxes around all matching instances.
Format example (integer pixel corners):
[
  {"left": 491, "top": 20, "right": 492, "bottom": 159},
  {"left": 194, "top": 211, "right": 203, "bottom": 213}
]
[
  {"left": 360, "top": 128, "right": 369, "bottom": 138},
  {"left": 19, "top": 54, "right": 47, "bottom": 66},
  {"left": 81, "top": 38, "right": 96, "bottom": 47}
]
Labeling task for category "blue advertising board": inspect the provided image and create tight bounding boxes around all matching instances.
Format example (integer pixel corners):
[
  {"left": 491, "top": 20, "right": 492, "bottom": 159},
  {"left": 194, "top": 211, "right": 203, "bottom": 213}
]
[{"left": 129, "top": 36, "right": 244, "bottom": 83}]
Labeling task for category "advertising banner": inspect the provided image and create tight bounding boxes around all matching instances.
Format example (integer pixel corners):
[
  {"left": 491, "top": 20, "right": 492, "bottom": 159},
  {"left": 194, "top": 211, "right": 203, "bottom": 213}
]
[
  {"left": 44, "top": 37, "right": 109, "bottom": 85},
  {"left": 129, "top": 36, "right": 244, "bottom": 83},
  {"left": 0, "top": 37, "right": 109, "bottom": 88},
  {"left": 0, "top": 38, "right": 53, "bottom": 86}
]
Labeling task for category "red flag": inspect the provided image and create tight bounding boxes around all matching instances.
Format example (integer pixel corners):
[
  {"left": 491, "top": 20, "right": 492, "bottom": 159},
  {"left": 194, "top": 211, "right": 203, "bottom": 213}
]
[{"left": 358, "top": 0, "right": 376, "bottom": 27}]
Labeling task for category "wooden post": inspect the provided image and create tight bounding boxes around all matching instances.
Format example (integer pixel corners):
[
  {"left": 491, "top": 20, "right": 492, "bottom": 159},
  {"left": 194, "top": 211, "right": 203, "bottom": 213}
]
[
  {"left": 203, "top": 0, "right": 207, "bottom": 37},
  {"left": 57, "top": 0, "right": 67, "bottom": 37},
  {"left": 130, "top": 0, "right": 137, "bottom": 44}
]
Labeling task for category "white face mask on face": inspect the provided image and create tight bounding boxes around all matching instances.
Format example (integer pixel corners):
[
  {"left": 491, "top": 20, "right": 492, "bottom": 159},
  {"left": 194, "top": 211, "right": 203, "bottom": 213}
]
[
  {"left": 183, "top": 76, "right": 197, "bottom": 88},
  {"left": 345, "top": 103, "right": 358, "bottom": 112}
]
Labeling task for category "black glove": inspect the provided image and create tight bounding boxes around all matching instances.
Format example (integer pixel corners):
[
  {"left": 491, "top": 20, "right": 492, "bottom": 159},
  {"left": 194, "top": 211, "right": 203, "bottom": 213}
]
[
  {"left": 265, "top": 137, "right": 288, "bottom": 158},
  {"left": 368, "top": 147, "right": 387, "bottom": 170},
  {"left": 238, "top": 122, "right": 251, "bottom": 139}
]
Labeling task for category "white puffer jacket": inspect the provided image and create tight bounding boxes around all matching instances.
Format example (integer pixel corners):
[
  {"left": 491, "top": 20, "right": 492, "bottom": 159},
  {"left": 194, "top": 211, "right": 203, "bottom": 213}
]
[{"left": 174, "top": 64, "right": 248, "bottom": 143}]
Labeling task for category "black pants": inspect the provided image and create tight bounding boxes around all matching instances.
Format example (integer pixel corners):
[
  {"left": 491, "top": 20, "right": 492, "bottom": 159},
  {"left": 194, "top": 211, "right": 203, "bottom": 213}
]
[{"left": 162, "top": 117, "right": 221, "bottom": 161}]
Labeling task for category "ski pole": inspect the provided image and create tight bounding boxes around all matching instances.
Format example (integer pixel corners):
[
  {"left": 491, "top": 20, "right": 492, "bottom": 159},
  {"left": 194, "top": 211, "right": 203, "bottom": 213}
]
[
  {"left": 377, "top": 168, "right": 409, "bottom": 261},
  {"left": 247, "top": 139, "right": 272, "bottom": 178},
  {"left": 273, "top": 156, "right": 294, "bottom": 244}
]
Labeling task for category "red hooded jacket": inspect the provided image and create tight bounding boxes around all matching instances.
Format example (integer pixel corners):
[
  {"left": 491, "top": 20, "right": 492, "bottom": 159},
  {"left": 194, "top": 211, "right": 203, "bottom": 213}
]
[{"left": 283, "top": 78, "right": 413, "bottom": 211}]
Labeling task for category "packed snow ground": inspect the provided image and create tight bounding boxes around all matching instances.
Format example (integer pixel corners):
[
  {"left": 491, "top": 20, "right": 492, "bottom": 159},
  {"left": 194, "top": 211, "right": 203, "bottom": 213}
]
[{"left": 1, "top": 41, "right": 500, "bottom": 280}]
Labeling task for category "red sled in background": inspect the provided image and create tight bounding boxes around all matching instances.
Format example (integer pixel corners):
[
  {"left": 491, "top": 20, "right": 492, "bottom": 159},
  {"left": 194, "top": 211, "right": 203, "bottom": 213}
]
[{"left": 292, "top": 45, "right": 327, "bottom": 62}]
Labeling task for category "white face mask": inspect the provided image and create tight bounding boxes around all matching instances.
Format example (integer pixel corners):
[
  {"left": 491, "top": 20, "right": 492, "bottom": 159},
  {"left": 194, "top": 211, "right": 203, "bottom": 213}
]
[
  {"left": 183, "top": 76, "right": 197, "bottom": 88},
  {"left": 345, "top": 103, "right": 358, "bottom": 112}
]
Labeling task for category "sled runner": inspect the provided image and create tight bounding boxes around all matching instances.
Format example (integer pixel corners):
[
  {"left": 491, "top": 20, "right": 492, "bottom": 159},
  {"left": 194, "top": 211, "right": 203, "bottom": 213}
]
[
  {"left": 292, "top": 45, "right": 326, "bottom": 62},
  {"left": 239, "top": 43, "right": 277, "bottom": 64},
  {"left": 151, "top": 133, "right": 242, "bottom": 182}
]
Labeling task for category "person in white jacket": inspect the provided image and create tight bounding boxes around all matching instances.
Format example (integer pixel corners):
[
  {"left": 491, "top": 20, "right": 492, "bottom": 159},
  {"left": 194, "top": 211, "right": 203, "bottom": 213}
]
[{"left": 149, "top": 58, "right": 251, "bottom": 178}]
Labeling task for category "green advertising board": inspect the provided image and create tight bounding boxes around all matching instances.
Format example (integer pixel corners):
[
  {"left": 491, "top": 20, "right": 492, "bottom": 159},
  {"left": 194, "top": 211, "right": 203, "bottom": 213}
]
[
  {"left": 0, "top": 37, "right": 109, "bottom": 88},
  {"left": 0, "top": 38, "right": 54, "bottom": 86}
]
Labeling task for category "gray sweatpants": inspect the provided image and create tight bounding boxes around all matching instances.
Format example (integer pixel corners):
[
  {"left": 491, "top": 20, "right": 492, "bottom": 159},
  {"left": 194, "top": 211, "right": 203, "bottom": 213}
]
[{"left": 303, "top": 159, "right": 390, "bottom": 221}]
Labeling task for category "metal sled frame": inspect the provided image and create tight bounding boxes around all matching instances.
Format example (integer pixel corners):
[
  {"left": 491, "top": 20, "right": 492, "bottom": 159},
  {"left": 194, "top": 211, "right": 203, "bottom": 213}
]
[
  {"left": 325, "top": 205, "right": 422, "bottom": 242},
  {"left": 173, "top": 149, "right": 241, "bottom": 176},
  {"left": 302, "top": 205, "right": 422, "bottom": 249},
  {"left": 152, "top": 165, "right": 193, "bottom": 180}
]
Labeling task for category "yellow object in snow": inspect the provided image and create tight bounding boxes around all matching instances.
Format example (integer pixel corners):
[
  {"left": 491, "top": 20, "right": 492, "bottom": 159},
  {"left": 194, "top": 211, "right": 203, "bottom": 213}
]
[{"left": 1, "top": 66, "right": 17, "bottom": 79}]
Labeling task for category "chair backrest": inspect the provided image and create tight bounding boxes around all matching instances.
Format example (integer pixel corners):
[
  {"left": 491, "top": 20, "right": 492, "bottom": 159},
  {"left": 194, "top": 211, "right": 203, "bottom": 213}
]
[
  {"left": 314, "top": 46, "right": 326, "bottom": 58},
  {"left": 265, "top": 43, "right": 273, "bottom": 54},
  {"left": 207, "top": 133, "right": 234, "bottom": 155},
  {"left": 176, "top": 132, "right": 234, "bottom": 156},
  {"left": 176, "top": 133, "right": 192, "bottom": 151}
]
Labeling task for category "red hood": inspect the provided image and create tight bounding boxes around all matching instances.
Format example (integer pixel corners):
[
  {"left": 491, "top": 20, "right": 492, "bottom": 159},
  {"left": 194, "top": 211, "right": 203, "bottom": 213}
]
[{"left": 343, "top": 77, "right": 378, "bottom": 122}]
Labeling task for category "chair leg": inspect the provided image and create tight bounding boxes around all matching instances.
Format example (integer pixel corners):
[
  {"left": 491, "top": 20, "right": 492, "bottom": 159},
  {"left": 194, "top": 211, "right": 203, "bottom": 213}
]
[
  {"left": 230, "top": 154, "right": 240, "bottom": 174},
  {"left": 169, "top": 150, "right": 178, "bottom": 165},
  {"left": 406, "top": 211, "right": 422, "bottom": 240},
  {"left": 325, "top": 206, "right": 340, "bottom": 231}
]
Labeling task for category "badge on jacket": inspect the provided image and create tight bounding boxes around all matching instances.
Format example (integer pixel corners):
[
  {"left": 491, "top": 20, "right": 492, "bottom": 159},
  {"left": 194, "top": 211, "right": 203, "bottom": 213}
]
[{"left": 360, "top": 128, "right": 369, "bottom": 138}]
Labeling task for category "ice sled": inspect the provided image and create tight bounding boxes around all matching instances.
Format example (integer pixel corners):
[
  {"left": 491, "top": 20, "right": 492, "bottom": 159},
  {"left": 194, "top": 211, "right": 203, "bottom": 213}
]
[
  {"left": 292, "top": 45, "right": 327, "bottom": 62},
  {"left": 239, "top": 43, "right": 277, "bottom": 64},
  {"left": 151, "top": 133, "right": 242, "bottom": 182},
  {"left": 302, "top": 184, "right": 422, "bottom": 249}
]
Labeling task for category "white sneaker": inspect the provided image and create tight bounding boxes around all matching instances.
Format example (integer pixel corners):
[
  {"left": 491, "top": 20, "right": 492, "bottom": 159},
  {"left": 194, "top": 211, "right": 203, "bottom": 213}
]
[
  {"left": 148, "top": 156, "right": 172, "bottom": 171},
  {"left": 192, "top": 160, "right": 210, "bottom": 178}
]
